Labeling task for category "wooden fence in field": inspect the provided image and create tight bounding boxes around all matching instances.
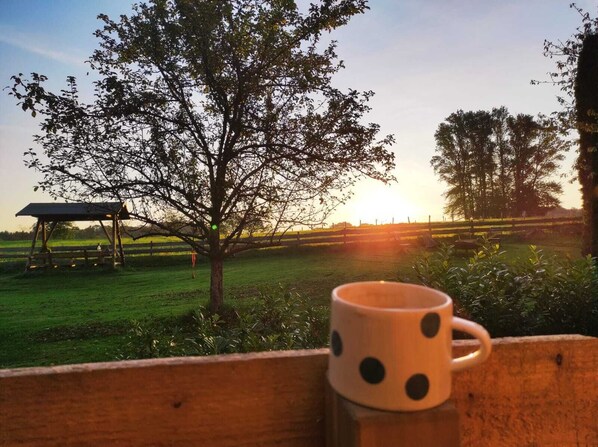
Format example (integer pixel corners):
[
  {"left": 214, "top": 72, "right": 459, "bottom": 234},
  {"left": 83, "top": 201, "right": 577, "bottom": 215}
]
[
  {"left": 0, "top": 216, "right": 582, "bottom": 260},
  {"left": 1, "top": 335, "right": 596, "bottom": 446}
]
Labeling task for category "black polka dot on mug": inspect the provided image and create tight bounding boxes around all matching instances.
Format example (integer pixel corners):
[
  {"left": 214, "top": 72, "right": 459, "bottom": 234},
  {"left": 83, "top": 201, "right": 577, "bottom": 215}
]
[
  {"left": 405, "top": 373, "right": 429, "bottom": 400},
  {"left": 420, "top": 312, "right": 441, "bottom": 338},
  {"left": 331, "top": 330, "right": 343, "bottom": 356},
  {"left": 359, "top": 357, "right": 385, "bottom": 384}
]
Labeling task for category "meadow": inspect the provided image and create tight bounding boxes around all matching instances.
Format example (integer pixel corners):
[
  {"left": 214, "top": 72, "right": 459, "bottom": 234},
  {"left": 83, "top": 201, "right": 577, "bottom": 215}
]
[{"left": 0, "top": 234, "right": 585, "bottom": 369}]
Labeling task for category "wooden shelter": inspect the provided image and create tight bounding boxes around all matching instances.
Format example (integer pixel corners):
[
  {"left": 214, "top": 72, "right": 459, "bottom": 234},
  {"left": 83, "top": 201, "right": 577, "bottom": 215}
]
[{"left": 16, "top": 202, "right": 130, "bottom": 269}]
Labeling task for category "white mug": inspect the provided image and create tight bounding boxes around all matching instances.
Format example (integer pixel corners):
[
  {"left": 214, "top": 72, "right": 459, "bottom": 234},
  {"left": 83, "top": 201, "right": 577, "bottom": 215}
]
[{"left": 328, "top": 281, "right": 491, "bottom": 411}]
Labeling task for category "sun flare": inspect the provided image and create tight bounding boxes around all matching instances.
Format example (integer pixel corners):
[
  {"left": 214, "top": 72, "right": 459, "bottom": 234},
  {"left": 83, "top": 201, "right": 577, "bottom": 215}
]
[{"left": 335, "top": 184, "right": 419, "bottom": 226}]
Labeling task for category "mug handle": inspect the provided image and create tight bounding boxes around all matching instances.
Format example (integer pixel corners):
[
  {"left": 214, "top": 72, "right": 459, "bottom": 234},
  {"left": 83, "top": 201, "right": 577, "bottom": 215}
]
[{"left": 450, "top": 317, "right": 492, "bottom": 372}]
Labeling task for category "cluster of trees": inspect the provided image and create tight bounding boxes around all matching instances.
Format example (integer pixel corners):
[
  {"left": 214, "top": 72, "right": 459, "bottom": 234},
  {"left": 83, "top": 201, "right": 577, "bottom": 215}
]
[
  {"left": 0, "top": 230, "right": 33, "bottom": 242},
  {"left": 431, "top": 107, "right": 570, "bottom": 219},
  {"left": 0, "top": 223, "right": 111, "bottom": 241}
]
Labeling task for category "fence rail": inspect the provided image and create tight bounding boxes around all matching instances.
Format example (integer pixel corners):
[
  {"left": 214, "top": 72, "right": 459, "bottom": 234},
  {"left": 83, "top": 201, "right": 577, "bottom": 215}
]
[
  {"left": 0, "top": 335, "right": 596, "bottom": 446},
  {"left": 0, "top": 216, "right": 582, "bottom": 260}
]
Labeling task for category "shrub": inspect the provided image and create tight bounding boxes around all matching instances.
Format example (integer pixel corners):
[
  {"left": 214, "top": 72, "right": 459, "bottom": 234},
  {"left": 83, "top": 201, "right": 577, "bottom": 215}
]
[
  {"left": 411, "top": 243, "right": 598, "bottom": 337},
  {"left": 120, "top": 286, "right": 328, "bottom": 359}
]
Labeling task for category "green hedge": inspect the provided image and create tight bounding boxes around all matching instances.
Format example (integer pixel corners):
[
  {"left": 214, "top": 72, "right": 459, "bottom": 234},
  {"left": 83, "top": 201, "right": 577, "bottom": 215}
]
[
  {"left": 119, "top": 286, "right": 329, "bottom": 359},
  {"left": 120, "top": 243, "right": 597, "bottom": 360},
  {"left": 411, "top": 244, "right": 598, "bottom": 337}
]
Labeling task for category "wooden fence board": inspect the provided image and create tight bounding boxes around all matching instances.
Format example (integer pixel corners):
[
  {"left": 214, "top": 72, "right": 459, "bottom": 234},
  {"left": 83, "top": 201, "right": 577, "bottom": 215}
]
[
  {"left": 1, "top": 335, "right": 596, "bottom": 446},
  {"left": 452, "top": 335, "right": 598, "bottom": 447},
  {"left": 0, "top": 350, "right": 329, "bottom": 447}
]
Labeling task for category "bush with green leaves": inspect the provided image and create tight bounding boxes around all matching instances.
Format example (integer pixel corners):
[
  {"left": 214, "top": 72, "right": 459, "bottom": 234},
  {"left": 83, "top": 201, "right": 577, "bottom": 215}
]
[
  {"left": 120, "top": 286, "right": 328, "bottom": 359},
  {"left": 411, "top": 243, "right": 598, "bottom": 337}
]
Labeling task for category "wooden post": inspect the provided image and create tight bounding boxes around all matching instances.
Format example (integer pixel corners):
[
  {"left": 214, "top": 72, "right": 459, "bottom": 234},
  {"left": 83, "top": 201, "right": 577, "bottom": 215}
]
[
  {"left": 326, "top": 380, "right": 460, "bottom": 447},
  {"left": 27, "top": 219, "right": 42, "bottom": 270},
  {"left": 150, "top": 241, "right": 154, "bottom": 256},
  {"left": 429, "top": 215, "right": 432, "bottom": 233},
  {"left": 41, "top": 220, "right": 47, "bottom": 252},
  {"left": 116, "top": 219, "right": 125, "bottom": 267},
  {"left": 112, "top": 216, "right": 117, "bottom": 268},
  {"left": 84, "top": 249, "right": 89, "bottom": 266},
  {"left": 46, "top": 221, "right": 58, "bottom": 241},
  {"left": 99, "top": 221, "right": 113, "bottom": 245}
]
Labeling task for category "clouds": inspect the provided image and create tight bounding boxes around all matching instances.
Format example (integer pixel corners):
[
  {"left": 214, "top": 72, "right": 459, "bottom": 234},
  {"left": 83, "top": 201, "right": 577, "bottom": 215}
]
[{"left": 0, "top": 26, "right": 87, "bottom": 67}]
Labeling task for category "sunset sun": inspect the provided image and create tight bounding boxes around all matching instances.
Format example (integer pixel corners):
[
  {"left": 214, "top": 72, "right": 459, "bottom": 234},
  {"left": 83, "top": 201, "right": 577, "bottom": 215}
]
[{"left": 338, "top": 183, "right": 419, "bottom": 226}]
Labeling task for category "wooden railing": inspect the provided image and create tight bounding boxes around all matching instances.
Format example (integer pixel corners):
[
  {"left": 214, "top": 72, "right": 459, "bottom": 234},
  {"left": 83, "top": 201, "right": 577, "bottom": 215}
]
[
  {"left": 1, "top": 335, "right": 596, "bottom": 446},
  {"left": 0, "top": 216, "right": 583, "bottom": 260}
]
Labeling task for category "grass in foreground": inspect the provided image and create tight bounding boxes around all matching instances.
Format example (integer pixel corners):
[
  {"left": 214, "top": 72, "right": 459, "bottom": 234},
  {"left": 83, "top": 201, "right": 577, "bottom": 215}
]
[{"left": 0, "top": 234, "right": 586, "bottom": 368}]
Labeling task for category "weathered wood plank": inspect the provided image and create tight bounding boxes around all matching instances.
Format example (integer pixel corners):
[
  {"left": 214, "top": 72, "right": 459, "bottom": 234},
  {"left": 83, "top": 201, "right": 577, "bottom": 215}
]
[
  {"left": 326, "top": 381, "right": 460, "bottom": 447},
  {"left": 0, "top": 350, "right": 329, "bottom": 447},
  {"left": 0, "top": 336, "right": 596, "bottom": 447},
  {"left": 451, "top": 335, "right": 598, "bottom": 447}
]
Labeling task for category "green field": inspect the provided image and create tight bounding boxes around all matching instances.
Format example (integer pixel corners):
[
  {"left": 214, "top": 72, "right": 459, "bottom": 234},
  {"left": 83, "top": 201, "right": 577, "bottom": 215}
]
[
  {"left": 0, "top": 236, "right": 180, "bottom": 249},
  {"left": 0, "top": 235, "right": 583, "bottom": 369}
]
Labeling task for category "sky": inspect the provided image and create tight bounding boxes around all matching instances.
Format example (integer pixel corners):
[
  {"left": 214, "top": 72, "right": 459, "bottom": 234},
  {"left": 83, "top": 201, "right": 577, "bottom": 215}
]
[{"left": 0, "top": 0, "right": 595, "bottom": 231}]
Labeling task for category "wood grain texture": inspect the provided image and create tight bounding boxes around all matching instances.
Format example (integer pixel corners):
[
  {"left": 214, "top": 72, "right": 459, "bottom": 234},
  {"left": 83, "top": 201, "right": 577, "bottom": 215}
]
[
  {"left": 326, "top": 380, "right": 460, "bottom": 447},
  {"left": 1, "top": 335, "right": 596, "bottom": 447},
  {"left": 451, "top": 335, "right": 598, "bottom": 447},
  {"left": 0, "top": 350, "right": 329, "bottom": 447}
]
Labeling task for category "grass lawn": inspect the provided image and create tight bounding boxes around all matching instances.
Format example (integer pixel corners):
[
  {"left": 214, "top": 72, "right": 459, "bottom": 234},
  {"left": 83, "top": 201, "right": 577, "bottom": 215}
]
[
  {"left": 0, "top": 235, "right": 183, "bottom": 250},
  {"left": 0, "top": 234, "right": 583, "bottom": 368}
]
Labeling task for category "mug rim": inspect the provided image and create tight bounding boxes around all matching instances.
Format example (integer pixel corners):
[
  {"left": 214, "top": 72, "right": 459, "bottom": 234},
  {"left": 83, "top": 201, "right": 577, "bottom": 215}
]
[{"left": 332, "top": 281, "right": 451, "bottom": 312}]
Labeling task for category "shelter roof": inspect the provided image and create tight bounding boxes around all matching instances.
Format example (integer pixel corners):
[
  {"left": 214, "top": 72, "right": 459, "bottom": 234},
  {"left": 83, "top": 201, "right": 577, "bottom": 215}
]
[{"left": 16, "top": 202, "right": 130, "bottom": 221}]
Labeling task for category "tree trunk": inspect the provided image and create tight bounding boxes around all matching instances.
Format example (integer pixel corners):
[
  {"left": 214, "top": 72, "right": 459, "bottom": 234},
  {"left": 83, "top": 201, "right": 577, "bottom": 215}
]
[
  {"left": 209, "top": 255, "right": 224, "bottom": 314},
  {"left": 575, "top": 34, "right": 598, "bottom": 259}
]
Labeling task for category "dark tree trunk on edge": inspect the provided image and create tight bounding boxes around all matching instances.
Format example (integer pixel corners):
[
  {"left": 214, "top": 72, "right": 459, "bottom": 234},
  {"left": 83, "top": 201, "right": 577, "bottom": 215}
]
[
  {"left": 209, "top": 256, "right": 224, "bottom": 314},
  {"left": 575, "top": 34, "right": 598, "bottom": 259}
]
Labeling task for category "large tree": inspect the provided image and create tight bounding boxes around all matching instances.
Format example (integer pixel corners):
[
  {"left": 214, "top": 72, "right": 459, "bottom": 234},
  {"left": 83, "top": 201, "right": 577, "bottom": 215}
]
[
  {"left": 9, "top": 0, "right": 395, "bottom": 312},
  {"left": 490, "top": 106, "right": 513, "bottom": 217},
  {"left": 431, "top": 110, "right": 479, "bottom": 219},
  {"left": 575, "top": 33, "right": 598, "bottom": 258},
  {"left": 507, "top": 114, "right": 567, "bottom": 216},
  {"left": 536, "top": 3, "right": 598, "bottom": 258},
  {"left": 431, "top": 108, "right": 568, "bottom": 219}
]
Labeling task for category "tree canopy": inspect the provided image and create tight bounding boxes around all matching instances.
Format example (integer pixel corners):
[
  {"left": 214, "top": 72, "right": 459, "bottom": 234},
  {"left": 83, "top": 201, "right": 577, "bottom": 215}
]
[
  {"left": 534, "top": 4, "right": 598, "bottom": 131},
  {"left": 575, "top": 33, "right": 598, "bottom": 258},
  {"left": 9, "top": 0, "right": 395, "bottom": 311},
  {"left": 431, "top": 108, "right": 569, "bottom": 219},
  {"left": 536, "top": 3, "right": 598, "bottom": 258}
]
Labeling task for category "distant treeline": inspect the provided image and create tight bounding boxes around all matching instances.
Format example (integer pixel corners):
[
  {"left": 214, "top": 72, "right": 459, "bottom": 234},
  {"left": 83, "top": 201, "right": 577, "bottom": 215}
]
[
  {"left": 432, "top": 107, "right": 570, "bottom": 219},
  {"left": 0, "top": 223, "right": 118, "bottom": 241},
  {"left": 0, "top": 231, "right": 34, "bottom": 241}
]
